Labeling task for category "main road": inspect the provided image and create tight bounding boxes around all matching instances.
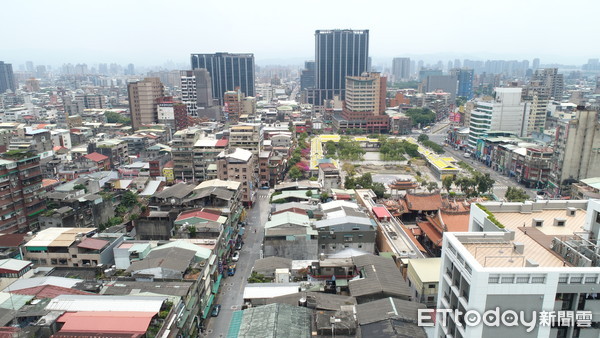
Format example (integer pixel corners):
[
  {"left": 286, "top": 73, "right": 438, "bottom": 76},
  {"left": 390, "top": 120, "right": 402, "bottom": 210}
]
[
  {"left": 205, "top": 189, "right": 270, "bottom": 337},
  {"left": 424, "top": 121, "right": 537, "bottom": 200}
]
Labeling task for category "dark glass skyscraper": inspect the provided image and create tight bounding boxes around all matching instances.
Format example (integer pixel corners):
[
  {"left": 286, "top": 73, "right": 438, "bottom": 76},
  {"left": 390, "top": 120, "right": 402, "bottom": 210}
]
[
  {"left": 314, "top": 29, "right": 369, "bottom": 103},
  {"left": 455, "top": 68, "right": 474, "bottom": 99},
  {"left": 190, "top": 53, "right": 255, "bottom": 105},
  {"left": 0, "top": 61, "right": 16, "bottom": 94}
]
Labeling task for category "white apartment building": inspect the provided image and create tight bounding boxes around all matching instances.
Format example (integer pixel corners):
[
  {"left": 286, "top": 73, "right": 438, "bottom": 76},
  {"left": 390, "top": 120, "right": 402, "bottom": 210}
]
[
  {"left": 468, "top": 88, "right": 529, "bottom": 148},
  {"left": 436, "top": 200, "right": 600, "bottom": 338}
]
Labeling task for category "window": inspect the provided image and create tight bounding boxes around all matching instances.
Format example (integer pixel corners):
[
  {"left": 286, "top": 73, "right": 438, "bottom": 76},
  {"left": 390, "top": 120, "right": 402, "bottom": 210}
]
[
  {"left": 427, "top": 296, "right": 435, "bottom": 302},
  {"left": 428, "top": 284, "right": 436, "bottom": 289}
]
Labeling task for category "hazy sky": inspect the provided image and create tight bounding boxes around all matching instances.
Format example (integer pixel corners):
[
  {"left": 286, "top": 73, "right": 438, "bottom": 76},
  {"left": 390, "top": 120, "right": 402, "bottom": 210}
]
[{"left": 2, "top": 0, "right": 599, "bottom": 68}]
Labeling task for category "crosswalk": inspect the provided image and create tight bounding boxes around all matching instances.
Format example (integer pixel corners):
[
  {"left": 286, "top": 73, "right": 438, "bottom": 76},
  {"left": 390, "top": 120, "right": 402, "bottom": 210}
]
[
  {"left": 493, "top": 186, "right": 509, "bottom": 190},
  {"left": 257, "top": 194, "right": 270, "bottom": 199}
]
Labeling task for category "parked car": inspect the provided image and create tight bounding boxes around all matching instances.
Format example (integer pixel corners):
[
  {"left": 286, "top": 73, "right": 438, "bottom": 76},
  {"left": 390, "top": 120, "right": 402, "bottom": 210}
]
[
  {"left": 211, "top": 304, "right": 221, "bottom": 317},
  {"left": 235, "top": 241, "right": 244, "bottom": 250},
  {"left": 232, "top": 251, "right": 240, "bottom": 262}
]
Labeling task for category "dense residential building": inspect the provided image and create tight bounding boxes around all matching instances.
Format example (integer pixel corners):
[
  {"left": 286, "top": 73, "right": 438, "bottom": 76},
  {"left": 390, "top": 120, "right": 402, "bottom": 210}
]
[
  {"left": 127, "top": 77, "right": 165, "bottom": 130},
  {"left": 334, "top": 72, "right": 388, "bottom": 133},
  {"left": 156, "top": 96, "right": 191, "bottom": 131},
  {"left": 436, "top": 200, "right": 600, "bottom": 338},
  {"left": 392, "top": 57, "right": 411, "bottom": 82},
  {"left": 0, "top": 61, "right": 15, "bottom": 94},
  {"left": 94, "top": 139, "right": 129, "bottom": 169},
  {"left": 524, "top": 94, "right": 550, "bottom": 136},
  {"left": 216, "top": 148, "right": 257, "bottom": 206},
  {"left": 313, "top": 29, "right": 369, "bottom": 103},
  {"left": 0, "top": 153, "right": 46, "bottom": 233},
  {"left": 190, "top": 52, "right": 255, "bottom": 104},
  {"left": 180, "top": 69, "right": 221, "bottom": 120},
  {"left": 551, "top": 108, "right": 600, "bottom": 194},
  {"left": 193, "top": 138, "right": 228, "bottom": 181},
  {"left": 229, "top": 124, "right": 263, "bottom": 155},
  {"left": 526, "top": 67, "right": 564, "bottom": 100},
  {"left": 171, "top": 128, "right": 203, "bottom": 182},
  {"left": 468, "top": 88, "right": 529, "bottom": 147},
  {"left": 23, "top": 227, "right": 124, "bottom": 267}
]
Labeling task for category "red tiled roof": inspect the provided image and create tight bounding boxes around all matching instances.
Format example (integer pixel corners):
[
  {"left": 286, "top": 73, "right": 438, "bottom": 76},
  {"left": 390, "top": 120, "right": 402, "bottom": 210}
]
[
  {"left": 272, "top": 208, "right": 308, "bottom": 216},
  {"left": 83, "top": 152, "right": 109, "bottom": 162},
  {"left": 0, "top": 233, "right": 27, "bottom": 247},
  {"left": 405, "top": 193, "right": 443, "bottom": 211},
  {"left": 11, "top": 284, "right": 91, "bottom": 299},
  {"left": 177, "top": 209, "right": 221, "bottom": 222},
  {"left": 372, "top": 206, "right": 391, "bottom": 219},
  {"left": 400, "top": 223, "right": 427, "bottom": 253},
  {"left": 42, "top": 179, "right": 59, "bottom": 188},
  {"left": 439, "top": 210, "right": 470, "bottom": 232},
  {"left": 417, "top": 221, "right": 443, "bottom": 247},
  {"left": 318, "top": 163, "right": 337, "bottom": 169},
  {"left": 216, "top": 139, "right": 229, "bottom": 147},
  {"left": 56, "top": 311, "right": 155, "bottom": 335},
  {"left": 77, "top": 238, "right": 109, "bottom": 251}
]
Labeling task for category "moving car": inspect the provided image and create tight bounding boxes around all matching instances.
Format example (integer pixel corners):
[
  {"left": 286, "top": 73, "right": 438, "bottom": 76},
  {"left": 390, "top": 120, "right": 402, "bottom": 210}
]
[
  {"left": 211, "top": 304, "right": 221, "bottom": 317},
  {"left": 232, "top": 251, "right": 240, "bottom": 262}
]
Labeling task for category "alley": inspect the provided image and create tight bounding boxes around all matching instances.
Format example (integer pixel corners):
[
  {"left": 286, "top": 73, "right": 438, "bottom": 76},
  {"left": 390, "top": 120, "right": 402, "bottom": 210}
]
[{"left": 205, "top": 189, "right": 270, "bottom": 337}]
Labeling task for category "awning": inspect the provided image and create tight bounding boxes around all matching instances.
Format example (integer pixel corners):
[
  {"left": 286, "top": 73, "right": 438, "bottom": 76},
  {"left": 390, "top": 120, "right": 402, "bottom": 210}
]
[
  {"left": 212, "top": 275, "right": 222, "bottom": 294},
  {"left": 201, "top": 294, "right": 215, "bottom": 319}
]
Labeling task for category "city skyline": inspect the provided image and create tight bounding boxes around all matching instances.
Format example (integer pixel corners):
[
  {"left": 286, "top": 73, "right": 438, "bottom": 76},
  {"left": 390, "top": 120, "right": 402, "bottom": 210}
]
[{"left": 2, "top": 0, "right": 599, "bottom": 68}]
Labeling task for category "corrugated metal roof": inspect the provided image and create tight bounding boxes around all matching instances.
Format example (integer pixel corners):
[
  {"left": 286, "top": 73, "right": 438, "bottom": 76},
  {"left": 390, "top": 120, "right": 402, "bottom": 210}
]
[
  {"left": 45, "top": 295, "right": 167, "bottom": 312},
  {"left": 265, "top": 212, "right": 310, "bottom": 229}
]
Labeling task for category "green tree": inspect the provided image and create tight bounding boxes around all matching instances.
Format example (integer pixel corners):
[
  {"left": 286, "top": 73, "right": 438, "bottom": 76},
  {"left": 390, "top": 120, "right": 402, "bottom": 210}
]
[
  {"left": 305, "top": 190, "right": 313, "bottom": 197},
  {"left": 320, "top": 192, "right": 330, "bottom": 202},
  {"left": 288, "top": 166, "right": 303, "bottom": 180},
  {"left": 426, "top": 181, "right": 439, "bottom": 193},
  {"left": 371, "top": 182, "right": 386, "bottom": 198},
  {"left": 344, "top": 176, "right": 356, "bottom": 189},
  {"left": 248, "top": 271, "right": 270, "bottom": 283},
  {"left": 505, "top": 187, "right": 529, "bottom": 202},
  {"left": 342, "top": 163, "right": 357, "bottom": 176},
  {"left": 475, "top": 173, "right": 495, "bottom": 195},
  {"left": 418, "top": 134, "right": 429, "bottom": 143},
  {"left": 73, "top": 184, "right": 88, "bottom": 193},
  {"left": 442, "top": 176, "right": 454, "bottom": 193},
  {"left": 121, "top": 190, "right": 138, "bottom": 208},
  {"left": 356, "top": 173, "right": 373, "bottom": 189},
  {"left": 105, "top": 111, "right": 131, "bottom": 125}
]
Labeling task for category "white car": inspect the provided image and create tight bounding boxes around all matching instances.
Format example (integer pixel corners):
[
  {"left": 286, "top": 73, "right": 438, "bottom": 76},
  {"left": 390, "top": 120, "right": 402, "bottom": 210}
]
[{"left": 232, "top": 251, "right": 240, "bottom": 262}]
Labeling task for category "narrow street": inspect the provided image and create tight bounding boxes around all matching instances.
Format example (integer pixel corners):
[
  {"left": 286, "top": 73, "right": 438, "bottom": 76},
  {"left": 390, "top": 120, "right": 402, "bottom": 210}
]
[{"left": 205, "top": 189, "right": 270, "bottom": 337}]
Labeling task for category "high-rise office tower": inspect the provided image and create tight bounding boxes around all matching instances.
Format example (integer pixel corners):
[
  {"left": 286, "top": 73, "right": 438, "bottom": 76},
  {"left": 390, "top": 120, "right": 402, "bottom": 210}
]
[
  {"left": 128, "top": 78, "right": 165, "bottom": 130},
  {"left": 0, "top": 61, "right": 16, "bottom": 93},
  {"left": 300, "top": 61, "right": 316, "bottom": 90},
  {"left": 314, "top": 29, "right": 369, "bottom": 103},
  {"left": 453, "top": 68, "right": 474, "bottom": 99},
  {"left": 425, "top": 75, "right": 458, "bottom": 100},
  {"left": 532, "top": 58, "right": 540, "bottom": 70},
  {"left": 392, "top": 57, "right": 411, "bottom": 82},
  {"left": 190, "top": 53, "right": 255, "bottom": 105}
]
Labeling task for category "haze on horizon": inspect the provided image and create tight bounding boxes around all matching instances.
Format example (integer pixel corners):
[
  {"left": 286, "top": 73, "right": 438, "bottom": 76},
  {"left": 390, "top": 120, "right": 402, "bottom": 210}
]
[{"left": 2, "top": 0, "right": 598, "bottom": 68}]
